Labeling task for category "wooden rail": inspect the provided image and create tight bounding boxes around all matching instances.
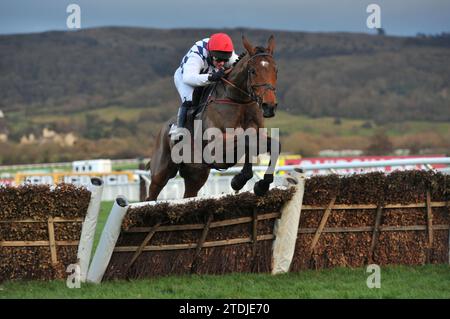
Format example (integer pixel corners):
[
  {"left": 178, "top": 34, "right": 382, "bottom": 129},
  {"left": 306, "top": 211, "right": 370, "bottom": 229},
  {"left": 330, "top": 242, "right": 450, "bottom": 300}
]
[
  {"left": 124, "top": 212, "right": 281, "bottom": 233},
  {"left": 0, "top": 217, "right": 84, "bottom": 264},
  {"left": 298, "top": 225, "right": 450, "bottom": 234},
  {"left": 114, "top": 234, "right": 275, "bottom": 252},
  {"left": 115, "top": 199, "right": 449, "bottom": 267},
  {"left": 302, "top": 202, "right": 448, "bottom": 210},
  {"left": 0, "top": 240, "right": 80, "bottom": 247},
  {"left": 0, "top": 217, "right": 84, "bottom": 223}
]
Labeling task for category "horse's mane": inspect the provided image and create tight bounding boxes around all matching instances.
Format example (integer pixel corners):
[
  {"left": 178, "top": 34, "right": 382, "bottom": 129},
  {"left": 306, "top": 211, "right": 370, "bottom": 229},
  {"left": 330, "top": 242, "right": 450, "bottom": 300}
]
[
  {"left": 232, "top": 52, "right": 247, "bottom": 66},
  {"left": 233, "top": 47, "right": 268, "bottom": 67}
]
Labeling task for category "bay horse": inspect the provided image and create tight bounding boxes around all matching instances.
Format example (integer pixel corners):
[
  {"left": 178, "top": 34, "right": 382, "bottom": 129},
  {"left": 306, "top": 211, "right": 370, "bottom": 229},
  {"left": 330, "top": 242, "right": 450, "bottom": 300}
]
[{"left": 147, "top": 35, "right": 279, "bottom": 200}]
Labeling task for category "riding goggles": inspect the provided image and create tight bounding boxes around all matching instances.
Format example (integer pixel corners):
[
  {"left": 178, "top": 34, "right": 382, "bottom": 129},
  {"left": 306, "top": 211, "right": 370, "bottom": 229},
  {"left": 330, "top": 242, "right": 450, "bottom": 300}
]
[{"left": 212, "top": 56, "right": 229, "bottom": 63}]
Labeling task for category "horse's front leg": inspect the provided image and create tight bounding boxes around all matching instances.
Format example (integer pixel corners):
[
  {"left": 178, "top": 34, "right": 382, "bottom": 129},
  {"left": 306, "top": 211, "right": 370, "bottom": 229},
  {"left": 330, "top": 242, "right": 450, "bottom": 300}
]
[
  {"left": 253, "top": 134, "right": 280, "bottom": 196},
  {"left": 231, "top": 137, "right": 253, "bottom": 191}
]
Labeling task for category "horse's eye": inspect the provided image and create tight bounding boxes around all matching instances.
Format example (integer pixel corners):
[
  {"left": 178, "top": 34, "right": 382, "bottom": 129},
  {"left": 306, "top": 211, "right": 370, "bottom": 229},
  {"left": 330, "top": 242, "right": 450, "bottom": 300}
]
[{"left": 250, "top": 69, "right": 256, "bottom": 75}]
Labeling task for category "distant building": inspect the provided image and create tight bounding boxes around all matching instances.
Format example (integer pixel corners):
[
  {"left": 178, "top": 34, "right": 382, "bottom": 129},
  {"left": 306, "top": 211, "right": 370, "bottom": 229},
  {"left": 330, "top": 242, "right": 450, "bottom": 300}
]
[
  {"left": 72, "top": 159, "right": 112, "bottom": 173},
  {"left": 41, "top": 128, "right": 77, "bottom": 146},
  {"left": 20, "top": 133, "right": 36, "bottom": 144},
  {"left": 19, "top": 128, "right": 77, "bottom": 146}
]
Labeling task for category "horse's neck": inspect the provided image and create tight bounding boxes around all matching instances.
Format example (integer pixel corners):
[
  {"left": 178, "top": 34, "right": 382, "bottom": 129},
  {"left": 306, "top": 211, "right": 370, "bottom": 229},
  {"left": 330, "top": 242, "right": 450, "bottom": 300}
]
[
  {"left": 222, "top": 65, "right": 250, "bottom": 102},
  {"left": 201, "top": 58, "right": 264, "bottom": 129},
  {"left": 228, "top": 67, "right": 247, "bottom": 88},
  {"left": 204, "top": 74, "right": 263, "bottom": 130}
]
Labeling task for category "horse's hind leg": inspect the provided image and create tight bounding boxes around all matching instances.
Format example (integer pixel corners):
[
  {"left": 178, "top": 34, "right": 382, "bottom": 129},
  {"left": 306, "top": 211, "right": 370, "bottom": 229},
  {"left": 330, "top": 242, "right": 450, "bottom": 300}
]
[
  {"left": 179, "top": 165, "right": 210, "bottom": 198},
  {"left": 147, "top": 123, "right": 179, "bottom": 201},
  {"left": 147, "top": 165, "right": 178, "bottom": 201}
]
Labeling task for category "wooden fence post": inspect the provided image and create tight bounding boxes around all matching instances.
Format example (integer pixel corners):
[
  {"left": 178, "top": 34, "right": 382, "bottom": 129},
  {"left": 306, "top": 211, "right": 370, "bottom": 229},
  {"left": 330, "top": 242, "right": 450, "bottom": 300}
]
[
  {"left": 125, "top": 222, "right": 161, "bottom": 277},
  {"left": 426, "top": 190, "right": 433, "bottom": 263},
  {"left": 310, "top": 196, "right": 337, "bottom": 253},
  {"left": 47, "top": 217, "right": 58, "bottom": 265},
  {"left": 369, "top": 205, "right": 383, "bottom": 264},
  {"left": 251, "top": 208, "right": 259, "bottom": 272},
  {"left": 191, "top": 212, "right": 214, "bottom": 273}
]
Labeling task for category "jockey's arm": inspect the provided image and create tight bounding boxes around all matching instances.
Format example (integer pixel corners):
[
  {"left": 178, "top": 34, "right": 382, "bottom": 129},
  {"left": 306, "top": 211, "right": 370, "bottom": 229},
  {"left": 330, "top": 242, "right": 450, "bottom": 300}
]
[{"left": 182, "top": 55, "right": 210, "bottom": 87}]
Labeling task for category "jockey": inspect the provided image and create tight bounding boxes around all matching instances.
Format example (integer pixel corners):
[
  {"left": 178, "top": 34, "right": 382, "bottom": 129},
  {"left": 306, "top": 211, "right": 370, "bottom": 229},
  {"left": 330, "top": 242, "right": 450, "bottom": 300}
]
[{"left": 170, "top": 33, "right": 239, "bottom": 140}]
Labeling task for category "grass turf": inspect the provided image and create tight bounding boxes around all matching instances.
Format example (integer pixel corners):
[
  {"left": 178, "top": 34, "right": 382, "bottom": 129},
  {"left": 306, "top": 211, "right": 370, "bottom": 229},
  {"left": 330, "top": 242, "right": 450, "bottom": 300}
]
[
  {"left": 1, "top": 265, "right": 449, "bottom": 299},
  {"left": 1, "top": 202, "right": 449, "bottom": 299}
]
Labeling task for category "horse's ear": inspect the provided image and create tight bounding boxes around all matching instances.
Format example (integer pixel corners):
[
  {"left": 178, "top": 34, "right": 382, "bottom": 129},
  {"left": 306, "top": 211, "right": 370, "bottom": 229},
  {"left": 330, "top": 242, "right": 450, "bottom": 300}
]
[
  {"left": 267, "top": 35, "right": 275, "bottom": 55},
  {"left": 242, "top": 35, "right": 255, "bottom": 56}
]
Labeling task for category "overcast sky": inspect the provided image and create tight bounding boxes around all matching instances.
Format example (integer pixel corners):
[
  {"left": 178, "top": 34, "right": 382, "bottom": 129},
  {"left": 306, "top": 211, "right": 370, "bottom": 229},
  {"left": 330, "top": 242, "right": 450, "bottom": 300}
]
[{"left": 0, "top": 0, "right": 449, "bottom": 36}]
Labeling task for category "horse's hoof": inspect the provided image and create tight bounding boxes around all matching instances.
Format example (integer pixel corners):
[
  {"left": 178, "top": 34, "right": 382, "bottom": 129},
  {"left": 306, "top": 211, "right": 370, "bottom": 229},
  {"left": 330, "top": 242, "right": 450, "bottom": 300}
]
[
  {"left": 254, "top": 180, "right": 270, "bottom": 196},
  {"left": 231, "top": 175, "right": 243, "bottom": 191},
  {"left": 231, "top": 173, "right": 252, "bottom": 191}
]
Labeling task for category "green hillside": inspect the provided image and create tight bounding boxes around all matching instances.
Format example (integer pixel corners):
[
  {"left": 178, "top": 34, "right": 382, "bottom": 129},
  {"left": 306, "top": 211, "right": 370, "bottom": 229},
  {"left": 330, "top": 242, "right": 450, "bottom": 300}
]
[
  {"left": 0, "top": 27, "right": 449, "bottom": 164},
  {"left": 1, "top": 27, "right": 449, "bottom": 123},
  {"left": 1, "top": 107, "right": 448, "bottom": 165}
]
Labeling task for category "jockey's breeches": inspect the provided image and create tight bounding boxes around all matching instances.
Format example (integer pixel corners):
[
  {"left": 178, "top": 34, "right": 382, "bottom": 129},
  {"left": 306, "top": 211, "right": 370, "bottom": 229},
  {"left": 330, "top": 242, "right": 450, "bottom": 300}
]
[{"left": 174, "top": 68, "right": 195, "bottom": 103}]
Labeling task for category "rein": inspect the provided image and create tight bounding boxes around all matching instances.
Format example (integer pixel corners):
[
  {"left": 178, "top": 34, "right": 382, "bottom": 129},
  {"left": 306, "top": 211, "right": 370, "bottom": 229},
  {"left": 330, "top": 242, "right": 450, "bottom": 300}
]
[{"left": 221, "top": 77, "right": 253, "bottom": 99}]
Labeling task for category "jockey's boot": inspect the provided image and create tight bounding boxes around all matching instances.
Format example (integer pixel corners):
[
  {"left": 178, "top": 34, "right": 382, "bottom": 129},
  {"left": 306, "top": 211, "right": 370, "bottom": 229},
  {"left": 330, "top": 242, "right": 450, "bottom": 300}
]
[{"left": 170, "top": 100, "right": 192, "bottom": 141}]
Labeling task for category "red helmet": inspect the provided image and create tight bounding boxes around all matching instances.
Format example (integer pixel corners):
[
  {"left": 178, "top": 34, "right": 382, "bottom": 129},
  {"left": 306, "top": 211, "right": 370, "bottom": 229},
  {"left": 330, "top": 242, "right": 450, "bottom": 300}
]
[{"left": 207, "top": 33, "right": 234, "bottom": 52}]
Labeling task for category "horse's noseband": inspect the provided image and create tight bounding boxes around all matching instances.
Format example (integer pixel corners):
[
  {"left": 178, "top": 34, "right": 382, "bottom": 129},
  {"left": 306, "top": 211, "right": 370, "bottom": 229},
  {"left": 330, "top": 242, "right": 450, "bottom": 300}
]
[{"left": 250, "top": 82, "right": 276, "bottom": 105}]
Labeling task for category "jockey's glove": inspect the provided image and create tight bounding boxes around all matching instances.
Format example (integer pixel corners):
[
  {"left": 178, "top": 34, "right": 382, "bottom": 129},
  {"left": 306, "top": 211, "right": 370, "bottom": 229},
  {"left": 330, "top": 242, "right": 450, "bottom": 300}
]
[{"left": 208, "top": 69, "right": 225, "bottom": 82}]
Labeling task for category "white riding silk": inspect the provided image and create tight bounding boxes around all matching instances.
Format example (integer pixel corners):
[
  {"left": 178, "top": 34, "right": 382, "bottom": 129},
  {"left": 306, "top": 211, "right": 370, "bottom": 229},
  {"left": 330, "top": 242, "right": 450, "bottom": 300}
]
[
  {"left": 174, "top": 37, "right": 239, "bottom": 102},
  {"left": 170, "top": 38, "right": 239, "bottom": 138}
]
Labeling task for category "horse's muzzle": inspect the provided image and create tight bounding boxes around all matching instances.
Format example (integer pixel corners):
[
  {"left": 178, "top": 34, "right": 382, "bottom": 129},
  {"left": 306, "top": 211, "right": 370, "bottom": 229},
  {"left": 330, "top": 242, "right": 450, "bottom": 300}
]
[{"left": 262, "top": 103, "right": 276, "bottom": 118}]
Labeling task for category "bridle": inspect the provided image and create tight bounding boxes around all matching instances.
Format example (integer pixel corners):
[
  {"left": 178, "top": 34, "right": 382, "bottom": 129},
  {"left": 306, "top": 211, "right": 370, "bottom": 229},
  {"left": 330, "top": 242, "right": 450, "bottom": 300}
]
[{"left": 221, "top": 52, "right": 276, "bottom": 105}]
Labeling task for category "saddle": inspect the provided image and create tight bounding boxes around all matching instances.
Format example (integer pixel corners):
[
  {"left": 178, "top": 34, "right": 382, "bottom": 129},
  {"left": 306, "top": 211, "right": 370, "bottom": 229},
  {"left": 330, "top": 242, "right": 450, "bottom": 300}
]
[{"left": 186, "top": 83, "right": 216, "bottom": 124}]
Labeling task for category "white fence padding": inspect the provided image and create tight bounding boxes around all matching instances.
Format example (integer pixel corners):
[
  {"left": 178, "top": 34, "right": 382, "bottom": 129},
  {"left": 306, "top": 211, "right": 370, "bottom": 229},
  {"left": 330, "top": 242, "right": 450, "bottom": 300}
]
[
  {"left": 272, "top": 169, "right": 306, "bottom": 274},
  {"left": 77, "top": 177, "right": 104, "bottom": 282},
  {"left": 102, "top": 183, "right": 140, "bottom": 202},
  {"left": 86, "top": 195, "right": 129, "bottom": 284}
]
